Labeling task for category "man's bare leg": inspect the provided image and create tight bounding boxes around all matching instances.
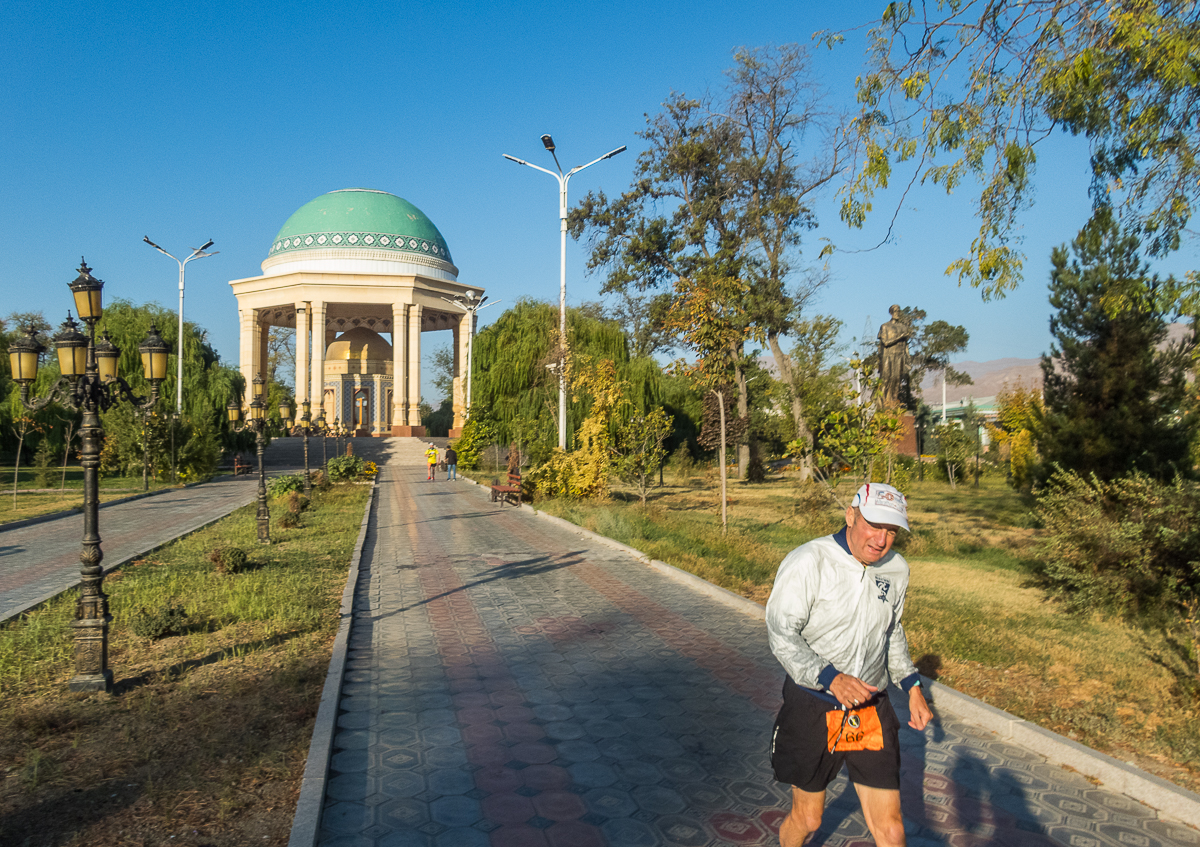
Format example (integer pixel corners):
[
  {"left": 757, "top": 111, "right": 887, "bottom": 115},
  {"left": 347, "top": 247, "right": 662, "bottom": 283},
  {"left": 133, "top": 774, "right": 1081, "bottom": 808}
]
[
  {"left": 780, "top": 787, "right": 825, "bottom": 846},
  {"left": 853, "top": 783, "right": 907, "bottom": 847}
]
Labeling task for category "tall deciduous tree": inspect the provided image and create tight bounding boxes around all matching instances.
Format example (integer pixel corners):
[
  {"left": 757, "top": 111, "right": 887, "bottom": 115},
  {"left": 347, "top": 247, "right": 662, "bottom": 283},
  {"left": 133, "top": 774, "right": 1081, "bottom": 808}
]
[
  {"left": 825, "top": 0, "right": 1200, "bottom": 299},
  {"left": 571, "top": 44, "right": 845, "bottom": 479},
  {"left": 1040, "top": 210, "right": 1193, "bottom": 480},
  {"left": 895, "top": 308, "right": 973, "bottom": 408}
]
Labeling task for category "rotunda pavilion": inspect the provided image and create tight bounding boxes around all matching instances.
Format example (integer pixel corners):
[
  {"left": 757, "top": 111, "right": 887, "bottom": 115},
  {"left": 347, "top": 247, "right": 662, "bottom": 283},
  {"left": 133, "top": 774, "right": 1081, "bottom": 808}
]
[{"left": 229, "top": 188, "right": 481, "bottom": 436}]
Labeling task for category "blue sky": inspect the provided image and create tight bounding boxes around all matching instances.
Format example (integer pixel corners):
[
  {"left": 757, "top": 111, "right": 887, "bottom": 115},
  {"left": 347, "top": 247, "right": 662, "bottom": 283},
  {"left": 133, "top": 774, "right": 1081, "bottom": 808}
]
[{"left": 2, "top": 0, "right": 1195, "bottom": 403}]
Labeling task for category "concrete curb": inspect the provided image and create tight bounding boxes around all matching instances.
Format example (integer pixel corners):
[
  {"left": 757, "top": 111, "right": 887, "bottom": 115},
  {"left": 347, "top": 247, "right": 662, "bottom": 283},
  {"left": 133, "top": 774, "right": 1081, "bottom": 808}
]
[
  {"left": 924, "top": 679, "right": 1200, "bottom": 829},
  {"left": 2, "top": 504, "right": 254, "bottom": 624},
  {"left": 288, "top": 479, "right": 377, "bottom": 847},
  {"left": 526, "top": 502, "right": 1200, "bottom": 829},
  {"left": 0, "top": 482, "right": 261, "bottom": 624},
  {"left": 0, "top": 485, "right": 181, "bottom": 533}
]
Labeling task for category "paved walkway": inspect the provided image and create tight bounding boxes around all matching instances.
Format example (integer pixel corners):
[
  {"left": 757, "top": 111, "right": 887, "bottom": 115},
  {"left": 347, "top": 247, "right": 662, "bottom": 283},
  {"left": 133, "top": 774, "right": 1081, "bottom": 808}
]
[
  {"left": 313, "top": 465, "right": 1200, "bottom": 847},
  {"left": 0, "top": 436, "right": 325, "bottom": 622}
]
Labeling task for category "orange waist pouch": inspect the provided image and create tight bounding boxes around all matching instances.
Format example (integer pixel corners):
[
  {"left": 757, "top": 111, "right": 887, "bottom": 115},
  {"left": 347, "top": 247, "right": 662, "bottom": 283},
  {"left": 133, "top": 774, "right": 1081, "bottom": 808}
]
[{"left": 825, "top": 704, "right": 884, "bottom": 753}]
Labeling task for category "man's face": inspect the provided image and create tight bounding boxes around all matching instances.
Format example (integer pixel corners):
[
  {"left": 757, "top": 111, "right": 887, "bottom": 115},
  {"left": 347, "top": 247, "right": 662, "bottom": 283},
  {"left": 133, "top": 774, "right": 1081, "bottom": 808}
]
[{"left": 845, "top": 507, "right": 899, "bottom": 565}]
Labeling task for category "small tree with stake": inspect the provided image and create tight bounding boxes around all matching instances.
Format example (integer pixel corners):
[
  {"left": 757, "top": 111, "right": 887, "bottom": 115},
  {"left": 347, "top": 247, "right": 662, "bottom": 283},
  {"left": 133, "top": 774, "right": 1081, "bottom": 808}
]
[
  {"left": 615, "top": 407, "right": 674, "bottom": 505},
  {"left": 663, "top": 270, "right": 754, "bottom": 535}
]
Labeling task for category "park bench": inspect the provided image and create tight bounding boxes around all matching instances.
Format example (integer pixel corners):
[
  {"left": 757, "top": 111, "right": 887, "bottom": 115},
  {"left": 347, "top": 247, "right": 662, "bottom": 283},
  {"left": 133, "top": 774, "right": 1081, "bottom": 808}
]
[
  {"left": 490, "top": 471, "right": 521, "bottom": 506},
  {"left": 233, "top": 455, "right": 253, "bottom": 476}
]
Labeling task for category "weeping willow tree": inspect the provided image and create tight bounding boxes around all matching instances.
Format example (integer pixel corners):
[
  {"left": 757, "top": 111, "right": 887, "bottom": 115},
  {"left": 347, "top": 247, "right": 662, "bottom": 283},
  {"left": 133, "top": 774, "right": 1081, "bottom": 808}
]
[
  {"left": 93, "top": 299, "right": 246, "bottom": 479},
  {"left": 471, "top": 298, "right": 682, "bottom": 463}
]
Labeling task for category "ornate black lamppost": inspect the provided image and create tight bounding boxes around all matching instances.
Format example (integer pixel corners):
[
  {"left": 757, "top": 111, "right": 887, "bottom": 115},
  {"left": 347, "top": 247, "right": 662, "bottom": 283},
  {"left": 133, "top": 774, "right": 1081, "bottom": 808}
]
[
  {"left": 279, "top": 397, "right": 293, "bottom": 437},
  {"left": 7, "top": 260, "right": 170, "bottom": 693},
  {"left": 300, "top": 399, "right": 312, "bottom": 495},
  {"left": 228, "top": 375, "right": 270, "bottom": 544},
  {"left": 140, "top": 408, "right": 151, "bottom": 492},
  {"left": 317, "top": 409, "right": 328, "bottom": 470}
]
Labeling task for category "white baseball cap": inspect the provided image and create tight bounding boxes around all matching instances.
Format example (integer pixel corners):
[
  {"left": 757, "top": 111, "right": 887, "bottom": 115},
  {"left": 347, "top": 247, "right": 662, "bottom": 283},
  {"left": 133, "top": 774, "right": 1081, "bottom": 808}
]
[{"left": 850, "top": 483, "right": 909, "bottom": 530}]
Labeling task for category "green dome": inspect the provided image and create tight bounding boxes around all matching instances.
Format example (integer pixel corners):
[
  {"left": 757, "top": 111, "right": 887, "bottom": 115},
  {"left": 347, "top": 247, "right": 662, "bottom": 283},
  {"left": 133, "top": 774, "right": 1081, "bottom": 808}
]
[{"left": 268, "top": 189, "right": 452, "bottom": 264}]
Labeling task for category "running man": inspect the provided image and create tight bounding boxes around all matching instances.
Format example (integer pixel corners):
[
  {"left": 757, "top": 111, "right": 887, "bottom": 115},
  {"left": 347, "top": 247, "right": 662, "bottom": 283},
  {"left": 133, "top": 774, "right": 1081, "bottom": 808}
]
[{"left": 766, "top": 482, "right": 932, "bottom": 846}]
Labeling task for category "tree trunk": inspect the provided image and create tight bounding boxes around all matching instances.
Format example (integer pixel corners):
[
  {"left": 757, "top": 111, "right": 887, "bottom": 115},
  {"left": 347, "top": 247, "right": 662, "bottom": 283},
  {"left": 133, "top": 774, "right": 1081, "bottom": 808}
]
[
  {"left": 716, "top": 389, "right": 728, "bottom": 535},
  {"left": 734, "top": 347, "right": 750, "bottom": 480},
  {"left": 767, "top": 333, "right": 812, "bottom": 480}
]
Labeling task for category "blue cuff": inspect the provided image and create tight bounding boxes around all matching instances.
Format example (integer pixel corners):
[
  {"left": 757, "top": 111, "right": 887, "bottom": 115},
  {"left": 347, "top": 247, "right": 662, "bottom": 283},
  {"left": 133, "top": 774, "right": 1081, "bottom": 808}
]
[
  {"left": 817, "top": 664, "right": 841, "bottom": 690},
  {"left": 900, "top": 672, "right": 922, "bottom": 692}
]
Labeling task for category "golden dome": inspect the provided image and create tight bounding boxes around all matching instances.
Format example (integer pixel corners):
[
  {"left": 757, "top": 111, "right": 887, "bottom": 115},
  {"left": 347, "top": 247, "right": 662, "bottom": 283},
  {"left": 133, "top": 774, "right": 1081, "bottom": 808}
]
[{"left": 325, "top": 327, "right": 393, "bottom": 361}]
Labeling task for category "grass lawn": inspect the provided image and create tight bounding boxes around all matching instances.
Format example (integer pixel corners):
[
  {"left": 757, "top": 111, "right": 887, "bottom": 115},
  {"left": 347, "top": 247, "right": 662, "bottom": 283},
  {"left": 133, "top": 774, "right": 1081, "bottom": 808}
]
[
  {"left": 1, "top": 465, "right": 180, "bottom": 525},
  {"left": 0, "top": 481, "right": 371, "bottom": 847},
  {"left": 534, "top": 468, "right": 1200, "bottom": 793}
]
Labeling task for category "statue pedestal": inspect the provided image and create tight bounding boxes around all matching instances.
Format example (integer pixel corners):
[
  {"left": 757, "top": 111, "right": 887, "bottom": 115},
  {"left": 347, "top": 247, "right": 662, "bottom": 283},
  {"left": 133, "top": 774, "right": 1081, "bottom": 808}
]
[{"left": 895, "top": 413, "right": 918, "bottom": 457}]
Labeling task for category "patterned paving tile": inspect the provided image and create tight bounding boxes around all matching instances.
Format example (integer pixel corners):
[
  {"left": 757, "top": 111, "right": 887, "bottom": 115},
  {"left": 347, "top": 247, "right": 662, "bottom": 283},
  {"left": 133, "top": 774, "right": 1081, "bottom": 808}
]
[{"left": 312, "top": 461, "right": 1200, "bottom": 846}]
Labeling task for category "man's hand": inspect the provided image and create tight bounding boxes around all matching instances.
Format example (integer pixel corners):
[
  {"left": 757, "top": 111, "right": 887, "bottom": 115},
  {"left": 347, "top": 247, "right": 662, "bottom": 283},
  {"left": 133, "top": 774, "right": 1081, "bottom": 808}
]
[
  {"left": 908, "top": 685, "right": 932, "bottom": 731},
  {"left": 828, "top": 673, "right": 878, "bottom": 709}
]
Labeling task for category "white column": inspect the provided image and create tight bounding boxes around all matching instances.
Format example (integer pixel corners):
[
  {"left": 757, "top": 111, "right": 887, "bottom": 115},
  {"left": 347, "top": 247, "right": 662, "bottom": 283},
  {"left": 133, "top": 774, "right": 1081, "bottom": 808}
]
[
  {"left": 295, "top": 303, "right": 309, "bottom": 404},
  {"left": 257, "top": 315, "right": 269, "bottom": 383},
  {"left": 453, "top": 314, "right": 469, "bottom": 430},
  {"left": 238, "top": 307, "right": 257, "bottom": 399},
  {"left": 407, "top": 304, "right": 422, "bottom": 426},
  {"left": 310, "top": 300, "right": 326, "bottom": 415},
  {"left": 392, "top": 303, "right": 407, "bottom": 433}
]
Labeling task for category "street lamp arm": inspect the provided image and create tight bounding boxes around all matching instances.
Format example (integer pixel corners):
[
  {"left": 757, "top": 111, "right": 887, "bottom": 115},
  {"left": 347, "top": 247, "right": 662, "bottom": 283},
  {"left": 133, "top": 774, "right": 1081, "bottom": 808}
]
[
  {"left": 503, "top": 154, "right": 563, "bottom": 182},
  {"left": 144, "top": 236, "right": 178, "bottom": 263},
  {"left": 15, "top": 377, "right": 75, "bottom": 412},
  {"left": 183, "top": 248, "right": 219, "bottom": 267},
  {"left": 567, "top": 145, "right": 628, "bottom": 179}
]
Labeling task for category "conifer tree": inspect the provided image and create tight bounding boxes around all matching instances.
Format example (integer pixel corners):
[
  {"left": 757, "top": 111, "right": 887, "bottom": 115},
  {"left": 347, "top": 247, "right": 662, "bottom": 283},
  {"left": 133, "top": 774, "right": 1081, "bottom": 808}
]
[{"left": 1039, "top": 211, "right": 1193, "bottom": 480}]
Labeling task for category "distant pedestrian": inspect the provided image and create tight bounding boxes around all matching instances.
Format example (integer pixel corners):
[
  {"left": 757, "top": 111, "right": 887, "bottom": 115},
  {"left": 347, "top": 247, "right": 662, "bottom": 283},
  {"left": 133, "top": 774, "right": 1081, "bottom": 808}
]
[
  {"left": 424, "top": 443, "right": 439, "bottom": 480},
  {"left": 445, "top": 446, "right": 458, "bottom": 481}
]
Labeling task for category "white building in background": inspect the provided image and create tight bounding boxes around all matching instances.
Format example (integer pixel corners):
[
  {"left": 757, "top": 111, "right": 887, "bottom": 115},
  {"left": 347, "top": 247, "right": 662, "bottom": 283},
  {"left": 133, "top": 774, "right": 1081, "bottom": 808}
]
[{"left": 229, "top": 188, "right": 481, "bottom": 437}]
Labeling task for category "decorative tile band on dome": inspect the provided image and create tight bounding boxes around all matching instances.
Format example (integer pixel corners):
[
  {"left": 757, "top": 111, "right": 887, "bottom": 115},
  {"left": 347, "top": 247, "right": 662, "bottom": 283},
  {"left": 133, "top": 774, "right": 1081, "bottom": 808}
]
[{"left": 268, "top": 231, "right": 453, "bottom": 263}]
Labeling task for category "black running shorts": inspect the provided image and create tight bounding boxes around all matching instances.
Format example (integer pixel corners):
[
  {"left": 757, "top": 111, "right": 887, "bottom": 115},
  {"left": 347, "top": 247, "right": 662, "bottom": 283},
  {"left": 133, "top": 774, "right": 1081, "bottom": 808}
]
[{"left": 770, "top": 677, "right": 901, "bottom": 791}]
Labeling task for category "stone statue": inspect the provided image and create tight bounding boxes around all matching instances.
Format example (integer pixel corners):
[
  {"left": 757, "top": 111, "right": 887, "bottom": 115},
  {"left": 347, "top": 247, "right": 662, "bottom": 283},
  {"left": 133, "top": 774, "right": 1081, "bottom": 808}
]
[{"left": 877, "top": 305, "right": 912, "bottom": 408}]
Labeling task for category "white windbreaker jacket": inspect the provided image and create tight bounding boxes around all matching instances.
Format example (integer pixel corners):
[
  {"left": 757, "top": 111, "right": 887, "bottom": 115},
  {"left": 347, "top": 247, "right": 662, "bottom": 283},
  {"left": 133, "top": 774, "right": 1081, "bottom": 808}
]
[{"left": 765, "top": 532, "right": 920, "bottom": 699}]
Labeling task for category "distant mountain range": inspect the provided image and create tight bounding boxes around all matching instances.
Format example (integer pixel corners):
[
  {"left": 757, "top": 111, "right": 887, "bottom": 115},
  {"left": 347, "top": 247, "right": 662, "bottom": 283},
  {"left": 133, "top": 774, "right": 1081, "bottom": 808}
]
[
  {"left": 916, "top": 323, "right": 1191, "bottom": 405},
  {"left": 918, "top": 359, "right": 1041, "bottom": 404}
]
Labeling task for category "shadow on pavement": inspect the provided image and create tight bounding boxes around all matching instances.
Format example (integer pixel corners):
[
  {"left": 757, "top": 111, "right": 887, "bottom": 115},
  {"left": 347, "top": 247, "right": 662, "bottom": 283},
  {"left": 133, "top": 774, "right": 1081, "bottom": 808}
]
[{"left": 369, "top": 551, "right": 589, "bottom": 619}]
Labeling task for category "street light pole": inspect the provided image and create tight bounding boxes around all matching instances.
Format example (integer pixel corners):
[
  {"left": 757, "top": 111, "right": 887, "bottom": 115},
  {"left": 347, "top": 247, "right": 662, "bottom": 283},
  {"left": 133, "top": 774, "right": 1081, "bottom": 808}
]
[
  {"left": 441, "top": 291, "right": 498, "bottom": 423},
  {"left": 503, "top": 135, "right": 625, "bottom": 449},
  {"left": 143, "top": 237, "right": 218, "bottom": 414}
]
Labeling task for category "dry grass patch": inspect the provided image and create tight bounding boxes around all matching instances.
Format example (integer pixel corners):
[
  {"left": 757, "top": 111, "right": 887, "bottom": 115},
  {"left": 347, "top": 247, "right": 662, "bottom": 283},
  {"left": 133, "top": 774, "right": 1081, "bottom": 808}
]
[{"left": 0, "top": 483, "right": 370, "bottom": 847}]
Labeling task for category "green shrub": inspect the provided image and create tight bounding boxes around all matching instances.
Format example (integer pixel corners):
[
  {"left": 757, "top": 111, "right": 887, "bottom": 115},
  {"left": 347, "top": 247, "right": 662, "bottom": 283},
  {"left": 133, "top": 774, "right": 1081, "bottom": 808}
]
[
  {"left": 310, "top": 469, "right": 331, "bottom": 491},
  {"left": 268, "top": 474, "right": 305, "bottom": 497},
  {"left": 455, "top": 417, "right": 496, "bottom": 472},
  {"left": 278, "top": 510, "right": 302, "bottom": 529},
  {"left": 130, "top": 603, "right": 190, "bottom": 639},
  {"left": 33, "top": 439, "right": 57, "bottom": 489},
  {"left": 1037, "top": 469, "right": 1200, "bottom": 671},
  {"left": 285, "top": 491, "right": 310, "bottom": 514},
  {"left": 206, "top": 546, "right": 249, "bottom": 575},
  {"left": 669, "top": 442, "right": 695, "bottom": 484},
  {"left": 327, "top": 455, "right": 365, "bottom": 481}
]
